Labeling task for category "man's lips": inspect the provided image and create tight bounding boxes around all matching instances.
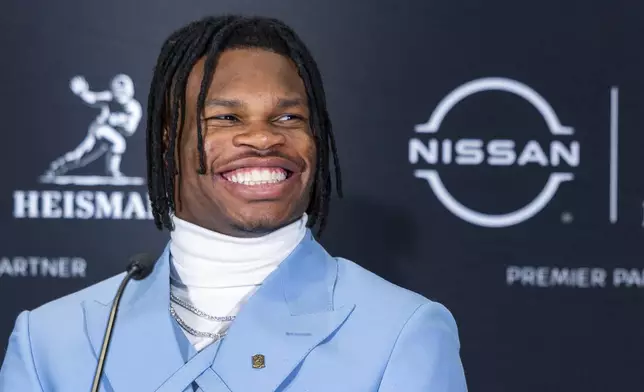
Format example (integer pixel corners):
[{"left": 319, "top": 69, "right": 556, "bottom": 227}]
[{"left": 215, "top": 157, "right": 301, "bottom": 175}]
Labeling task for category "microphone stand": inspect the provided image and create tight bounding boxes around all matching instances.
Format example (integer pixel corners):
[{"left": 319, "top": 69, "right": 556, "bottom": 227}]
[{"left": 90, "top": 265, "right": 140, "bottom": 392}]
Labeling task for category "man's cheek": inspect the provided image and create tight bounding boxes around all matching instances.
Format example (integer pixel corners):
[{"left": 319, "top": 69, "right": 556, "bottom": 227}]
[
  {"left": 203, "top": 141, "right": 221, "bottom": 174},
  {"left": 204, "top": 137, "right": 216, "bottom": 152}
]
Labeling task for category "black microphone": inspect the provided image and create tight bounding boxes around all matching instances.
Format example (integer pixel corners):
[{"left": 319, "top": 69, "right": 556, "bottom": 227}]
[{"left": 90, "top": 253, "right": 158, "bottom": 392}]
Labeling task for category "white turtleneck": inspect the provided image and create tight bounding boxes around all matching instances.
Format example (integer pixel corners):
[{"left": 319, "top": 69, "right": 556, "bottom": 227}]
[{"left": 169, "top": 214, "right": 307, "bottom": 351}]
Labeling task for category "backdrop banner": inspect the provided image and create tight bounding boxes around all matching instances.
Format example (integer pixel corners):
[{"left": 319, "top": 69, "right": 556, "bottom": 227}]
[{"left": 1, "top": 1, "right": 642, "bottom": 390}]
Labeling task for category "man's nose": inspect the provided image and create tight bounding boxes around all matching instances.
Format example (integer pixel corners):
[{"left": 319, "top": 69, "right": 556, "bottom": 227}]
[{"left": 232, "top": 124, "right": 287, "bottom": 151}]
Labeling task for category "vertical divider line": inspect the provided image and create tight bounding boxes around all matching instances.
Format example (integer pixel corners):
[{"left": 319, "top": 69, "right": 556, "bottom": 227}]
[{"left": 609, "top": 87, "right": 619, "bottom": 223}]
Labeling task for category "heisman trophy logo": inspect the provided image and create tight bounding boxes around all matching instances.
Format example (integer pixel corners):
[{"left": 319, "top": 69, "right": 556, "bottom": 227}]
[
  {"left": 40, "top": 74, "right": 143, "bottom": 186},
  {"left": 409, "top": 77, "right": 580, "bottom": 228},
  {"left": 12, "top": 73, "right": 151, "bottom": 221}
]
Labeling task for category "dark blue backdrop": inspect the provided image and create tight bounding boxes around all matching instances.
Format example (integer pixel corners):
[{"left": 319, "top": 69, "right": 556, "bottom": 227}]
[{"left": 2, "top": 1, "right": 643, "bottom": 390}]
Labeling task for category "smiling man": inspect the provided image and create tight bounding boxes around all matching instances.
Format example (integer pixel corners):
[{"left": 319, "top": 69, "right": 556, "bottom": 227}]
[{"left": 0, "top": 15, "right": 468, "bottom": 391}]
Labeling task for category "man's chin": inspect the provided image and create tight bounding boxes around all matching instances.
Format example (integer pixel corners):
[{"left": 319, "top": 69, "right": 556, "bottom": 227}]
[{"left": 229, "top": 212, "right": 302, "bottom": 238}]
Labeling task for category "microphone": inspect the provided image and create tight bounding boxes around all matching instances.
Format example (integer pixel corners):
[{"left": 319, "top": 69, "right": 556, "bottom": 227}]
[{"left": 90, "top": 253, "right": 158, "bottom": 392}]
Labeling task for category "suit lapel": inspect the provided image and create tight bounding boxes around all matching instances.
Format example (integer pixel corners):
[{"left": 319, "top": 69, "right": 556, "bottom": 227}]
[
  {"left": 211, "top": 232, "right": 356, "bottom": 392},
  {"left": 84, "top": 245, "right": 186, "bottom": 392}
]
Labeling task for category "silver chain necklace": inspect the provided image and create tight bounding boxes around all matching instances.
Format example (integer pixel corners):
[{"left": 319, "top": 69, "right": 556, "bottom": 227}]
[
  {"left": 170, "top": 291, "right": 237, "bottom": 322},
  {"left": 169, "top": 291, "right": 236, "bottom": 340},
  {"left": 169, "top": 306, "right": 227, "bottom": 340}
]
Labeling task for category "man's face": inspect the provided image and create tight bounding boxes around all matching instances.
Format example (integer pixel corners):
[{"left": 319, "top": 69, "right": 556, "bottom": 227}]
[{"left": 173, "top": 48, "right": 316, "bottom": 237}]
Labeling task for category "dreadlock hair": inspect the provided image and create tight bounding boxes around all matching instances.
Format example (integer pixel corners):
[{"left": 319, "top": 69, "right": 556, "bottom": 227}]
[{"left": 146, "top": 15, "right": 342, "bottom": 237}]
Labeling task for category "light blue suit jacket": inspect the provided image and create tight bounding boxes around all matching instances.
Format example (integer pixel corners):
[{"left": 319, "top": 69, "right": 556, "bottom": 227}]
[{"left": 0, "top": 231, "right": 467, "bottom": 391}]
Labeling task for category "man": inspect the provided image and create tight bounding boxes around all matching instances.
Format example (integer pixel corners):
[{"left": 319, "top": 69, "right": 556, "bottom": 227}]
[
  {"left": 42, "top": 74, "right": 142, "bottom": 180},
  {"left": 0, "top": 15, "right": 467, "bottom": 391}
]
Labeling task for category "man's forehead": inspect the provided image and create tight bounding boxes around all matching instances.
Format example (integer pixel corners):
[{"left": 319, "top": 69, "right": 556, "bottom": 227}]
[{"left": 185, "top": 49, "right": 305, "bottom": 100}]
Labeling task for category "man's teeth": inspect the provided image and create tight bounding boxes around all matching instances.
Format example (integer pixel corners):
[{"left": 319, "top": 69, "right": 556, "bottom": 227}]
[{"left": 224, "top": 168, "right": 287, "bottom": 185}]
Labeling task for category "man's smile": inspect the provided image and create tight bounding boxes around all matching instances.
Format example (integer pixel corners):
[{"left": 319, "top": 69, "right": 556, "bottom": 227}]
[
  {"left": 222, "top": 167, "right": 289, "bottom": 185},
  {"left": 214, "top": 157, "right": 302, "bottom": 200}
]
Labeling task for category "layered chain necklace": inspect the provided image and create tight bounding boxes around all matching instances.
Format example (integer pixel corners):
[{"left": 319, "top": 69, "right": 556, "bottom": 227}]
[{"left": 169, "top": 291, "right": 236, "bottom": 341}]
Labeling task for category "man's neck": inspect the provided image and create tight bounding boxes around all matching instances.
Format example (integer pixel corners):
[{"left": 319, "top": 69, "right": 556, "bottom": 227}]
[{"left": 168, "top": 214, "right": 308, "bottom": 288}]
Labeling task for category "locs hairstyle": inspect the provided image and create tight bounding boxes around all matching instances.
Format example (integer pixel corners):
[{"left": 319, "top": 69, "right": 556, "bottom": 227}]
[{"left": 146, "top": 15, "right": 342, "bottom": 236}]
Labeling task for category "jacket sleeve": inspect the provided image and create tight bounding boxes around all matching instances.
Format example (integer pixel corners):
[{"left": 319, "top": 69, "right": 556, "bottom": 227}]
[
  {"left": 378, "top": 302, "right": 468, "bottom": 391},
  {"left": 0, "top": 311, "right": 44, "bottom": 391}
]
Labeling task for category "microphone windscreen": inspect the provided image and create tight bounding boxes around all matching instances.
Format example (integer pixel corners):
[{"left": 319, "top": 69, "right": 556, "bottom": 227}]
[{"left": 127, "top": 253, "right": 158, "bottom": 280}]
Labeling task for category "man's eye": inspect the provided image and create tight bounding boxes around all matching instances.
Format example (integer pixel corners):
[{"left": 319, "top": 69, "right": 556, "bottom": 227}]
[
  {"left": 213, "top": 115, "right": 237, "bottom": 121},
  {"left": 277, "top": 114, "right": 301, "bottom": 122}
]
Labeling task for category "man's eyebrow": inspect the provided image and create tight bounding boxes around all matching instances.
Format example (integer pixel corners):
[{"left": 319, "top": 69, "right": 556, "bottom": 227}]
[
  {"left": 204, "top": 97, "right": 306, "bottom": 109},
  {"left": 276, "top": 97, "right": 306, "bottom": 108},
  {"left": 204, "top": 98, "right": 244, "bottom": 108}
]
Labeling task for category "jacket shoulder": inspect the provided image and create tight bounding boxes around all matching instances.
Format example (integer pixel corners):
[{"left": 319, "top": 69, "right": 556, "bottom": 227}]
[
  {"left": 29, "top": 272, "right": 125, "bottom": 322},
  {"left": 333, "top": 257, "right": 454, "bottom": 325},
  {"left": 334, "top": 257, "right": 427, "bottom": 303}
]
